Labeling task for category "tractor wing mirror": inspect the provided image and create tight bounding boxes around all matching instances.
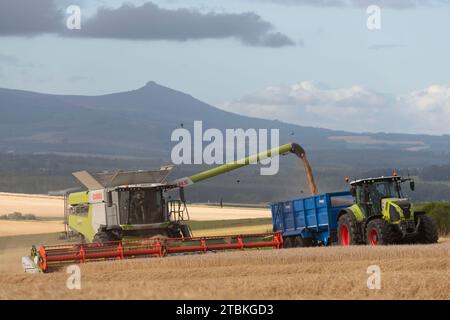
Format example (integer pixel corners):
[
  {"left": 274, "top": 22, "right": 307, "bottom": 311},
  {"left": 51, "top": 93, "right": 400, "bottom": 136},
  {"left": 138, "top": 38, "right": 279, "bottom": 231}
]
[
  {"left": 410, "top": 181, "right": 415, "bottom": 191},
  {"left": 350, "top": 186, "right": 356, "bottom": 197}
]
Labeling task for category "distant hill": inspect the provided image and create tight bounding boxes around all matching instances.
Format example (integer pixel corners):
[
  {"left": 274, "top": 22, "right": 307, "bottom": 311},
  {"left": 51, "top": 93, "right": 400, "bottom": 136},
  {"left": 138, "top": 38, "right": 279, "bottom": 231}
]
[
  {"left": 1, "top": 81, "right": 450, "bottom": 160},
  {"left": 1, "top": 82, "right": 450, "bottom": 202}
]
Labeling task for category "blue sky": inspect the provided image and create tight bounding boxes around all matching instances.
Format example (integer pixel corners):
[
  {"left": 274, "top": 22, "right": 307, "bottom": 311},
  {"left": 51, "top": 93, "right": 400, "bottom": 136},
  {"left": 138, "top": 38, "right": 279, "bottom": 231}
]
[{"left": 1, "top": 0, "right": 450, "bottom": 134}]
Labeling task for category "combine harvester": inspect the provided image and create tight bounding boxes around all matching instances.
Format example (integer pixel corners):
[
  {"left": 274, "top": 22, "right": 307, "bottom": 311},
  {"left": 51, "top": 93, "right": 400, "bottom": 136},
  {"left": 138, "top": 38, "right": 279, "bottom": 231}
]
[{"left": 23, "top": 143, "right": 318, "bottom": 273}]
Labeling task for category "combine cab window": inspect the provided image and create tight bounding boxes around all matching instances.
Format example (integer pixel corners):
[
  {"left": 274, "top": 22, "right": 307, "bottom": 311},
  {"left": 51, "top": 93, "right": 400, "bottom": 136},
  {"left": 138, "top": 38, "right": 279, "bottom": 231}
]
[{"left": 118, "top": 189, "right": 164, "bottom": 225}]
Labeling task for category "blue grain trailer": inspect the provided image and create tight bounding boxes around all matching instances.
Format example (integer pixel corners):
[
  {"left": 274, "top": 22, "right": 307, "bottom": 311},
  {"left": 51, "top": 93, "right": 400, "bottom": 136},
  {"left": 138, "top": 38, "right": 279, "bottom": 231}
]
[{"left": 270, "top": 191, "right": 354, "bottom": 247}]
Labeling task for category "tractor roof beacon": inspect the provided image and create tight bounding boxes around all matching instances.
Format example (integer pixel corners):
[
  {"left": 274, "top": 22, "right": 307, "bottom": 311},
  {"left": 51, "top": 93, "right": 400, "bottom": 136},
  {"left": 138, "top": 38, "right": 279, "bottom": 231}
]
[{"left": 337, "top": 175, "right": 439, "bottom": 246}]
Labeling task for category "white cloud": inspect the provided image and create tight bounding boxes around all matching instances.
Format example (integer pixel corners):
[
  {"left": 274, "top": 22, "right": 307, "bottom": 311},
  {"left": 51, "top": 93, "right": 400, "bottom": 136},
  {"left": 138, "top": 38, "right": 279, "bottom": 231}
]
[
  {"left": 221, "top": 81, "right": 450, "bottom": 135},
  {"left": 400, "top": 85, "right": 450, "bottom": 113},
  {"left": 254, "top": 0, "right": 450, "bottom": 9}
]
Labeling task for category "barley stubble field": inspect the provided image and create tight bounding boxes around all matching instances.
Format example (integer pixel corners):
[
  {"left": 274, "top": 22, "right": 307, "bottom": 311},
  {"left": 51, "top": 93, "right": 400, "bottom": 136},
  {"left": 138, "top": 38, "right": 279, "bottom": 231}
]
[
  {"left": 0, "top": 193, "right": 448, "bottom": 300},
  {"left": 0, "top": 239, "right": 448, "bottom": 300}
]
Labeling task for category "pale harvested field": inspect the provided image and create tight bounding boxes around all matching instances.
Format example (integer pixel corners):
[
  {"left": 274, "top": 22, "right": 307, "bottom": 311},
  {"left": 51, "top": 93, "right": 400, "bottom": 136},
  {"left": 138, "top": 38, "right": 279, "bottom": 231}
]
[
  {"left": 0, "top": 192, "right": 270, "bottom": 220},
  {"left": 0, "top": 220, "right": 64, "bottom": 237},
  {"left": 194, "top": 224, "right": 272, "bottom": 237},
  {"left": 0, "top": 234, "right": 448, "bottom": 300},
  {"left": 187, "top": 205, "right": 270, "bottom": 220},
  {"left": 0, "top": 193, "right": 64, "bottom": 217},
  {"left": 0, "top": 193, "right": 447, "bottom": 300},
  {"left": 0, "top": 218, "right": 270, "bottom": 239}
]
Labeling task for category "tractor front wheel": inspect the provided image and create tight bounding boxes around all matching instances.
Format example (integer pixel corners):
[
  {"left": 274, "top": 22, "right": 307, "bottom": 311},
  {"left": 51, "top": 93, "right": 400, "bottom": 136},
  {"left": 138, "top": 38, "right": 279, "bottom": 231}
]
[
  {"left": 337, "top": 214, "right": 361, "bottom": 246},
  {"left": 415, "top": 214, "right": 439, "bottom": 244},
  {"left": 365, "top": 219, "right": 396, "bottom": 245}
]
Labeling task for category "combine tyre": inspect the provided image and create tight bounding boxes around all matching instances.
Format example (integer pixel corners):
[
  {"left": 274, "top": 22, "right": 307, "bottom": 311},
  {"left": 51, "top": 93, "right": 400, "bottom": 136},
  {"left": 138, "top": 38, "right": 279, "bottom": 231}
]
[
  {"left": 415, "top": 214, "right": 439, "bottom": 244},
  {"left": 337, "top": 213, "right": 361, "bottom": 246}
]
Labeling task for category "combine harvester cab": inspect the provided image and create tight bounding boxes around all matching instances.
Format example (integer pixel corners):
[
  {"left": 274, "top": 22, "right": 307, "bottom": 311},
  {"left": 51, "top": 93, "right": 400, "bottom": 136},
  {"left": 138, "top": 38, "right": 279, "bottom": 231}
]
[{"left": 65, "top": 166, "right": 192, "bottom": 242}]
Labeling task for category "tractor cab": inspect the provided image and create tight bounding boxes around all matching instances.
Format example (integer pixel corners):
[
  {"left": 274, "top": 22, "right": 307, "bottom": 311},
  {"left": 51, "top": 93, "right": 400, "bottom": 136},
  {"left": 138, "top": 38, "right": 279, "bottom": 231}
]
[{"left": 349, "top": 176, "right": 414, "bottom": 218}]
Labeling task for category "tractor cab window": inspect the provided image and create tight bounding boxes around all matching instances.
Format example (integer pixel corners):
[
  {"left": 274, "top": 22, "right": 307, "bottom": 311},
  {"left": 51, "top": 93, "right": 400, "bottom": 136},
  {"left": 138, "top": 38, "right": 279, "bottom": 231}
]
[
  {"left": 370, "top": 181, "right": 400, "bottom": 200},
  {"left": 367, "top": 181, "right": 400, "bottom": 215}
]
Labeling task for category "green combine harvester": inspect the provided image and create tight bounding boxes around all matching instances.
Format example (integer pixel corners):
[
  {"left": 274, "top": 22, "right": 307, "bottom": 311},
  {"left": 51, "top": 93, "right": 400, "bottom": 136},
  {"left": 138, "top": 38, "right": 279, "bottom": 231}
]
[
  {"left": 22, "top": 143, "right": 316, "bottom": 273},
  {"left": 65, "top": 142, "right": 317, "bottom": 242}
]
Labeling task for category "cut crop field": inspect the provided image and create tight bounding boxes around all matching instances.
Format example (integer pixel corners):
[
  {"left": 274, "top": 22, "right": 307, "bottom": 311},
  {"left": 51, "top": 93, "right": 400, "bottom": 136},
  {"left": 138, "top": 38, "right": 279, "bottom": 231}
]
[
  {"left": 0, "top": 193, "right": 64, "bottom": 217},
  {"left": 0, "top": 232, "right": 448, "bottom": 300},
  {"left": 0, "top": 193, "right": 448, "bottom": 300},
  {"left": 0, "top": 220, "right": 64, "bottom": 237}
]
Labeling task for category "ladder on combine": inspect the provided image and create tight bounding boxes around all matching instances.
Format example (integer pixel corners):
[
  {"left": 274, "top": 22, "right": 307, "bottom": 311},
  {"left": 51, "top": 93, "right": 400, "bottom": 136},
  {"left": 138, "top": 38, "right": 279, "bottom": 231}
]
[{"left": 27, "top": 232, "right": 283, "bottom": 273}]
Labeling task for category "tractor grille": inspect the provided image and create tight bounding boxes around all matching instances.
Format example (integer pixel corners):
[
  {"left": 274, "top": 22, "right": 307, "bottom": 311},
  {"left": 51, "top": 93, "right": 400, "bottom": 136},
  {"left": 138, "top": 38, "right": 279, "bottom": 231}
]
[
  {"left": 399, "top": 220, "right": 416, "bottom": 234},
  {"left": 394, "top": 200, "right": 412, "bottom": 219}
]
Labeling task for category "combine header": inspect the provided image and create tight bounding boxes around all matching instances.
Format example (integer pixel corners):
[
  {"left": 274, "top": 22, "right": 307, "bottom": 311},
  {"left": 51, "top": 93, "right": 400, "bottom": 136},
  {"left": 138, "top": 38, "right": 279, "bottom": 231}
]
[
  {"left": 23, "top": 142, "right": 317, "bottom": 273},
  {"left": 28, "top": 232, "right": 283, "bottom": 273}
]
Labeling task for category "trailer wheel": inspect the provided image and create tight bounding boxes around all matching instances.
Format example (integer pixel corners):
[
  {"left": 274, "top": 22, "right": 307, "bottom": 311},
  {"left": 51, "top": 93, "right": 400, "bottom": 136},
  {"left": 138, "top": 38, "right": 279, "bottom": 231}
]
[
  {"left": 283, "top": 236, "right": 294, "bottom": 248},
  {"left": 294, "top": 235, "right": 312, "bottom": 247},
  {"left": 337, "top": 214, "right": 361, "bottom": 246},
  {"left": 415, "top": 214, "right": 438, "bottom": 244},
  {"left": 365, "top": 219, "right": 396, "bottom": 245}
]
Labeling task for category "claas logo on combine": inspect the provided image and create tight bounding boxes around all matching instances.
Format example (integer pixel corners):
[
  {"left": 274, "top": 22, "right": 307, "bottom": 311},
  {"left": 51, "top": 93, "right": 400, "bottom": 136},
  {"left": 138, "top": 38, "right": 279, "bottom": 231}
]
[{"left": 92, "top": 192, "right": 103, "bottom": 201}]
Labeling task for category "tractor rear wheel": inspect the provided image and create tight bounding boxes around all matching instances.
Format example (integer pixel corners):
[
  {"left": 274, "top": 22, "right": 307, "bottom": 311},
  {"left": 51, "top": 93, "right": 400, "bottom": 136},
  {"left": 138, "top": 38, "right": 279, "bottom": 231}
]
[
  {"left": 337, "top": 213, "right": 361, "bottom": 246},
  {"left": 415, "top": 214, "right": 439, "bottom": 244},
  {"left": 294, "top": 235, "right": 313, "bottom": 247},
  {"left": 365, "top": 219, "right": 397, "bottom": 245}
]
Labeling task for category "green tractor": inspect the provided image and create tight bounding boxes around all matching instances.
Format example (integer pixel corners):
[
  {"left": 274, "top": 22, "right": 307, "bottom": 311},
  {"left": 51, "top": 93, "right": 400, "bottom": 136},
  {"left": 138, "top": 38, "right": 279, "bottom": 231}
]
[{"left": 337, "top": 176, "right": 439, "bottom": 246}]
